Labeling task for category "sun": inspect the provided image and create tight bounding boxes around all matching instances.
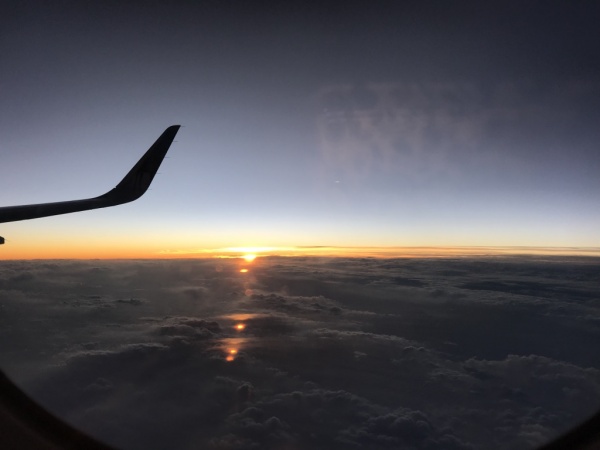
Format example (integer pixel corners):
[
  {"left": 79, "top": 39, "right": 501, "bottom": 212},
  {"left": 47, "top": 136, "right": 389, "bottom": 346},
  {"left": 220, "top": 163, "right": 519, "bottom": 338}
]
[{"left": 243, "top": 253, "right": 257, "bottom": 262}]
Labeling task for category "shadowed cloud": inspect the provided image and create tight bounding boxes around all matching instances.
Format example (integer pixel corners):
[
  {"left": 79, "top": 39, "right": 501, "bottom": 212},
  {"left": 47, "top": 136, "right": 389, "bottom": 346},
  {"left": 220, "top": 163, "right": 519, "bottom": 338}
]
[{"left": 0, "top": 256, "right": 599, "bottom": 449}]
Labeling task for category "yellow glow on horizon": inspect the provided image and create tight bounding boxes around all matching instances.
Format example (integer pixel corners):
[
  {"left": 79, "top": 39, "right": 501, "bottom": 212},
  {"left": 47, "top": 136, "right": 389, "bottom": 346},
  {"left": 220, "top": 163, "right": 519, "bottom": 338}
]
[
  {"left": 225, "top": 246, "right": 281, "bottom": 253},
  {"left": 3, "top": 234, "right": 600, "bottom": 260},
  {"left": 0, "top": 239, "right": 164, "bottom": 260},
  {"left": 156, "top": 245, "right": 600, "bottom": 259}
]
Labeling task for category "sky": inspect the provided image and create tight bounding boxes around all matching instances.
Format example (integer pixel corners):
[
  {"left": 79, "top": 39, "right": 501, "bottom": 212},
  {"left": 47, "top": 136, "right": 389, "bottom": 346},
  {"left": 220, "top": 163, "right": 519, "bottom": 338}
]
[{"left": 1, "top": 1, "right": 600, "bottom": 259}]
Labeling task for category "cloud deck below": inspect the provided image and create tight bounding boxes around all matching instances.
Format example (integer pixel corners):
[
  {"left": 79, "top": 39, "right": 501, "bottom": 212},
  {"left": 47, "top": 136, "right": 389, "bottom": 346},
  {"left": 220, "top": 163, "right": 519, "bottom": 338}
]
[{"left": 0, "top": 256, "right": 598, "bottom": 449}]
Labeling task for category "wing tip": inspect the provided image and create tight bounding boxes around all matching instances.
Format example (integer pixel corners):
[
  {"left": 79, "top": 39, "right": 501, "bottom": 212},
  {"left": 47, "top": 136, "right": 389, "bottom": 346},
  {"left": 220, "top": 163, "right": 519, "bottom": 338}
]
[{"left": 101, "top": 125, "right": 181, "bottom": 203}]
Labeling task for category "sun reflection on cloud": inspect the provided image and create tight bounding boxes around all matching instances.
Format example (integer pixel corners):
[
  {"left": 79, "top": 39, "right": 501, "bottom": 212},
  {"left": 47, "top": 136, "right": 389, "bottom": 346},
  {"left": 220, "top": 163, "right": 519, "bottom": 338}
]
[
  {"left": 239, "top": 268, "right": 249, "bottom": 273},
  {"left": 218, "top": 337, "right": 249, "bottom": 362},
  {"left": 226, "top": 348, "right": 239, "bottom": 361}
]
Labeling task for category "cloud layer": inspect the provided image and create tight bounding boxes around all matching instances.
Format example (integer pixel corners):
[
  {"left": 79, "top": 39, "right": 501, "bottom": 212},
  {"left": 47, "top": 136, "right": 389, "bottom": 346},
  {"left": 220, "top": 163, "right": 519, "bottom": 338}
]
[{"left": 0, "top": 256, "right": 599, "bottom": 449}]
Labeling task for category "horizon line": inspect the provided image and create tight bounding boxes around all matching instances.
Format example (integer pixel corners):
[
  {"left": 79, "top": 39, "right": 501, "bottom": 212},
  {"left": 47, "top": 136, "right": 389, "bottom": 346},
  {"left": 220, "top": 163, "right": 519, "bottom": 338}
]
[
  {"left": 156, "top": 245, "right": 600, "bottom": 259},
  {"left": 3, "top": 245, "right": 600, "bottom": 261}
]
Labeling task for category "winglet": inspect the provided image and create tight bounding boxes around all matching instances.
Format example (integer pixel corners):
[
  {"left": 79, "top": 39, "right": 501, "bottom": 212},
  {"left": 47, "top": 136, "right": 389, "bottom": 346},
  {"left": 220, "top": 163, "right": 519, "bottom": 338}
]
[
  {"left": 99, "top": 125, "right": 180, "bottom": 204},
  {"left": 0, "top": 126, "right": 181, "bottom": 225}
]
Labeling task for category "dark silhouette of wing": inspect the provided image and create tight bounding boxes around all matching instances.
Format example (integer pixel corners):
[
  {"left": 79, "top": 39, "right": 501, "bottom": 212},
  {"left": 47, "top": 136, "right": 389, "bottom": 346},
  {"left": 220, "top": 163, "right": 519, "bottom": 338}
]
[{"left": 0, "top": 125, "right": 180, "bottom": 224}]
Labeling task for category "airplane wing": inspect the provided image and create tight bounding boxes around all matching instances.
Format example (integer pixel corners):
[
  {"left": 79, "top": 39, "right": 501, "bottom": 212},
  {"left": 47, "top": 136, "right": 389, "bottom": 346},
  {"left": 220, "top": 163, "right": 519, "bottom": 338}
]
[{"left": 0, "top": 125, "right": 180, "bottom": 226}]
